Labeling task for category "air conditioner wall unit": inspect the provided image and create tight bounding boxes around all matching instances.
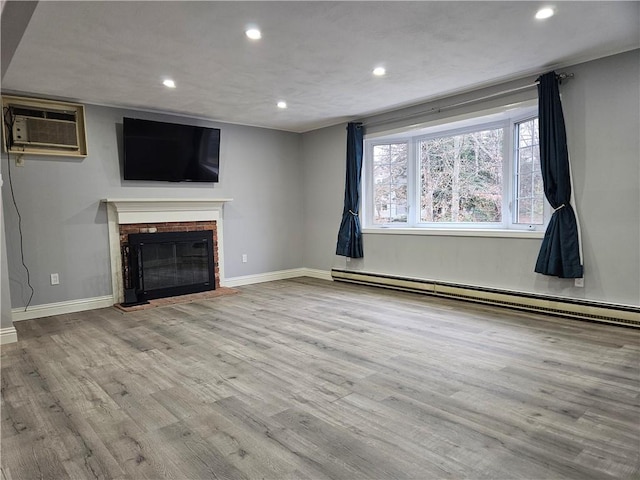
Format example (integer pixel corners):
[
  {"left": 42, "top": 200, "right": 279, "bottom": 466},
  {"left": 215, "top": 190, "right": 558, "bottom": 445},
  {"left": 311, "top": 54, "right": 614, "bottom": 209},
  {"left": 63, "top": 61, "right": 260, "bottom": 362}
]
[{"left": 2, "top": 95, "right": 88, "bottom": 157}]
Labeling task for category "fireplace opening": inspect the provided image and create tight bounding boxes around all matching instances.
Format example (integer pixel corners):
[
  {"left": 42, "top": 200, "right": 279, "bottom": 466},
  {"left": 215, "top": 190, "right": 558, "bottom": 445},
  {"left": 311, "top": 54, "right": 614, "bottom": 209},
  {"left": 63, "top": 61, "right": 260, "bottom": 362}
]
[{"left": 124, "top": 230, "right": 215, "bottom": 303}]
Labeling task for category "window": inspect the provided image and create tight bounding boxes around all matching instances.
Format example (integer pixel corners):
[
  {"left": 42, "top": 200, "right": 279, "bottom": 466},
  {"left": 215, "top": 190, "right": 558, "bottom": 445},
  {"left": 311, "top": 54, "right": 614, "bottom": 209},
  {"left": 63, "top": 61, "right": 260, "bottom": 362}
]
[
  {"left": 372, "top": 143, "right": 408, "bottom": 223},
  {"left": 514, "top": 118, "right": 544, "bottom": 225},
  {"left": 419, "top": 126, "right": 503, "bottom": 223},
  {"left": 364, "top": 105, "right": 548, "bottom": 232}
]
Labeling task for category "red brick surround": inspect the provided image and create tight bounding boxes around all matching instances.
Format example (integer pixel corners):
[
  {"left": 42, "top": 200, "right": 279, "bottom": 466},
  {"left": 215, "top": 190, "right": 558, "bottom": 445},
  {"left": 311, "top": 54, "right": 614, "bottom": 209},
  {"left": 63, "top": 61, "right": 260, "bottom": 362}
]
[{"left": 119, "top": 221, "right": 219, "bottom": 290}]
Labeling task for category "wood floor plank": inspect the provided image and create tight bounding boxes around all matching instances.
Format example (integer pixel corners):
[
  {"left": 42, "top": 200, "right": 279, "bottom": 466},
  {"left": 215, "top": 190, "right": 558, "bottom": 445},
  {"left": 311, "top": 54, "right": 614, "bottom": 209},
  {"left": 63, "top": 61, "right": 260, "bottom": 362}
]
[
  {"left": 289, "top": 390, "right": 466, "bottom": 478},
  {"left": 378, "top": 392, "right": 618, "bottom": 480},
  {"left": 154, "top": 420, "right": 248, "bottom": 480},
  {"left": 3, "top": 277, "right": 639, "bottom": 479},
  {"left": 0, "top": 432, "right": 71, "bottom": 480},
  {"left": 104, "top": 430, "right": 184, "bottom": 479},
  {"left": 211, "top": 395, "right": 367, "bottom": 480}
]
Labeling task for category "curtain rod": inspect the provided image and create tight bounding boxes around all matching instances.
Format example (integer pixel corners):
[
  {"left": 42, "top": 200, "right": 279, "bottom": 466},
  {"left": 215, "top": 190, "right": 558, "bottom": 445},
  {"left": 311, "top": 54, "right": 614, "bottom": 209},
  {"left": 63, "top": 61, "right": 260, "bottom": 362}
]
[{"left": 361, "top": 72, "right": 574, "bottom": 129}]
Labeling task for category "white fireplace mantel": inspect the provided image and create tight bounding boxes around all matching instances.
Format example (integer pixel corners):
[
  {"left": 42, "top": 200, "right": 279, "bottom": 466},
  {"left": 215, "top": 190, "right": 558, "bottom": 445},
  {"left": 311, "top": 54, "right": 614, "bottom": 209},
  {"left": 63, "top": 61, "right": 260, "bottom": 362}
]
[{"left": 102, "top": 198, "right": 232, "bottom": 303}]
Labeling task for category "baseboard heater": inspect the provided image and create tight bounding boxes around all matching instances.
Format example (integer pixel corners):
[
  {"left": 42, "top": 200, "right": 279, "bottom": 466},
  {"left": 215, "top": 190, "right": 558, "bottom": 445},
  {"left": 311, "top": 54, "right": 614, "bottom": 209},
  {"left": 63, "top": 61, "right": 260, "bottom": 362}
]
[{"left": 331, "top": 269, "right": 639, "bottom": 328}]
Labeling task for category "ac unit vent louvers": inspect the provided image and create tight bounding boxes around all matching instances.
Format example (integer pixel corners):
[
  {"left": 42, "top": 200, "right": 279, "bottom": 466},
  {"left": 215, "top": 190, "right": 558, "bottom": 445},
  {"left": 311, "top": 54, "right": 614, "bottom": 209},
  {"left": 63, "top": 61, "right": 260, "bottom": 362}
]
[{"left": 11, "top": 106, "right": 79, "bottom": 149}]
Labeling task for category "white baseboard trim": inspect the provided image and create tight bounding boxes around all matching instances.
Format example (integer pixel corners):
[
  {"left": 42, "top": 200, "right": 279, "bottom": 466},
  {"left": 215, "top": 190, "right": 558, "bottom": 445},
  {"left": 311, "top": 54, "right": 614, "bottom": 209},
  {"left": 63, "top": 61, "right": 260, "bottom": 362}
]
[
  {"left": 299, "top": 268, "right": 333, "bottom": 281},
  {"left": 222, "top": 268, "right": 305, "bottom": 287},
  {"left": 222, "top": 267, "right": 332, "bottom": 287},
  {"left": 11, "top": 295, "right": 114, "bottom": 322},
  {"left": 0, "top": 326, "right": 18, "bottom": 345}
]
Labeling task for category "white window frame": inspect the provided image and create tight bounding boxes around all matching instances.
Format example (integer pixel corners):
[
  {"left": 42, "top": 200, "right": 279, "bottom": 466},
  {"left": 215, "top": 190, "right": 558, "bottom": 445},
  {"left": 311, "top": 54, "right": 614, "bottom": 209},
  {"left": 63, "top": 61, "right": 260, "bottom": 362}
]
[
  {"left": 362, "top": 103, "right": 549, "bottom": 238},
  {"left": 510, "top": 112, "right": 551, "bottom": 229}
]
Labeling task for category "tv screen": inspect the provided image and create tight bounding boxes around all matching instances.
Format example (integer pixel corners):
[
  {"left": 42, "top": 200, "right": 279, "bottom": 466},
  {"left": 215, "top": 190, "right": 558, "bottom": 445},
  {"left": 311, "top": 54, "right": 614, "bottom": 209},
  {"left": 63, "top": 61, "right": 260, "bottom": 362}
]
[{"left": 123, "top": 117, "right": 220, "bottom": 182}]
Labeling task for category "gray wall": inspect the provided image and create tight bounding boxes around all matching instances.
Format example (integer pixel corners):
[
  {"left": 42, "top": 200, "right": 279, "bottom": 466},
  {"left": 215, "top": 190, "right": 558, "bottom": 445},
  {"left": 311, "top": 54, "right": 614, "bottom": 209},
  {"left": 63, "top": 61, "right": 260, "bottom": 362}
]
[
  {"left": 1, "top": 105, "right": 302, "bottom": 309},
  {"left": 301, "top": 50, "right": 640, "bottom": 307},
  {"left": 301, "top": 123, "right": 346, "bottom": 270},
  {"left": 2, "top": 50, "right": 638, "bottom": 314}
]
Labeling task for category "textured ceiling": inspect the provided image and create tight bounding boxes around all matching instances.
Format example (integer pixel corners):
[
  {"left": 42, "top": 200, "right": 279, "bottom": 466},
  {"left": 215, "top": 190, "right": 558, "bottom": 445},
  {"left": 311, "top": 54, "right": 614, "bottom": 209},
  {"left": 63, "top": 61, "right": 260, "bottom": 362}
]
[{"left": 2, "top": 1, "right": 639, "bottom": 132}]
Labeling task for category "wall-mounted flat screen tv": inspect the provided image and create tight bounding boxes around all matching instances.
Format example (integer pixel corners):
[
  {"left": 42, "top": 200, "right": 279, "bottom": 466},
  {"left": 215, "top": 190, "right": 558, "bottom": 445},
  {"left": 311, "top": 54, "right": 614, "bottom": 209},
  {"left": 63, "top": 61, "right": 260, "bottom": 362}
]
[{"left": 123, "top": 117, "right": 220, "bottom": 182}]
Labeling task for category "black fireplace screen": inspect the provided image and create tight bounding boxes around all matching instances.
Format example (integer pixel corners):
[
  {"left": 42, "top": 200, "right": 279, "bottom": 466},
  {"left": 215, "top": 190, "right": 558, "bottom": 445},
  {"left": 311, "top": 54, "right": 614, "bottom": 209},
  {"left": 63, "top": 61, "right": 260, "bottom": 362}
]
[{"left": 126, "top": 230, "right": 215, "bottom": 301}]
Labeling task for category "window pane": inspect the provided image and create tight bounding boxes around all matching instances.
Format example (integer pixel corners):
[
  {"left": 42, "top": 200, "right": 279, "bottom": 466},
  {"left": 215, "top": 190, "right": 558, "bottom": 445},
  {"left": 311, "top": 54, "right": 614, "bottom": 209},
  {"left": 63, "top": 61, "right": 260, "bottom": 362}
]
[
  {"left": 531, "top": 170, "right": 545, "bottom": 224},
  {"left": 518, "top": 199, "right": 533, "bottom": 224},
  {"left": 518, "top": 120, "right": 534, "bottom": 147},
  {"left": 419, "top": 128, "right": 503, "bottom": 223},
  {"left": 374, "top": 184, "right": 391, "bottom": 223},
  {"left": 372, "top": 142, "right": 408, "bottom": 224},
  {"left": 515, "top": 118, "right": 543, "bottom": 225},
  {"left": 518, "top": 172, "right": 534, "bottom": 198},
  {"left": 518, "top": 147, "right": 533, "bottom": 173},
  {"left": 533, "top": 145, "right": 540, "bottom": 166},
  {"left": 532, "top": 197, "right": 544, "bottom": 224}
]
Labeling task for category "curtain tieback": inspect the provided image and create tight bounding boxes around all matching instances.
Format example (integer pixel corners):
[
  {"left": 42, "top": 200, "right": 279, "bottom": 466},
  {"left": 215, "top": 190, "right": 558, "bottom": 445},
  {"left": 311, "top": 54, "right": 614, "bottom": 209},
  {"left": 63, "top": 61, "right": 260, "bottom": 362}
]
[
  {"left": 348, "top": 210, "right": 359, "bottom": 216},
  {"left": 553, "top": 204, "right": 566, "bottom": 212}
]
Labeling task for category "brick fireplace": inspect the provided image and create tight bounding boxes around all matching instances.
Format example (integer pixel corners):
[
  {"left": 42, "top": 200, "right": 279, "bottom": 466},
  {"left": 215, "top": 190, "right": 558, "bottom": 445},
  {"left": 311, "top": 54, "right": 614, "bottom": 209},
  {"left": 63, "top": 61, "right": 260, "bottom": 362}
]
[
  {"left": 102, "top": 198, "right": 232, "bottom": 304},
  {"left": 121, "top": 221, "right": 218, "bottom": 303}
]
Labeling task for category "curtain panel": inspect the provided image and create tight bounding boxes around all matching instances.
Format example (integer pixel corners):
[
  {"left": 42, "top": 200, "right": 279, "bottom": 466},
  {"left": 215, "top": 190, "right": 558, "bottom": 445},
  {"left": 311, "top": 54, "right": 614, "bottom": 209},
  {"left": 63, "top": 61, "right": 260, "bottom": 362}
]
[
  {"left": 535, "top": 71, "right": 583, "bottom": 278},
  {"left": 336, "top": 122, "right": 364, "bottom": 258}
]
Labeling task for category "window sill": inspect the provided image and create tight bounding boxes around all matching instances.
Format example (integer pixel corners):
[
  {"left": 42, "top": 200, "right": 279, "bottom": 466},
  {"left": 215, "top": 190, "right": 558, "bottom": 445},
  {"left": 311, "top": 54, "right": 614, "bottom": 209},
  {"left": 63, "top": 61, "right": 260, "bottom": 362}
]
[{"left": 362, "top": 227, "right": 545, "bottom": 239}]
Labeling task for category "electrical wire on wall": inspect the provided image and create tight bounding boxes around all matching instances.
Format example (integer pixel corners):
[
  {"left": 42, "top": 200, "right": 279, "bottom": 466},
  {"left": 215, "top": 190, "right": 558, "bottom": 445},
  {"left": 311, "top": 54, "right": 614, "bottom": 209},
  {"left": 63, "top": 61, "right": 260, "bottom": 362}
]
[{"left": 2, "top": 107, "right": 35, "bottom": 311}]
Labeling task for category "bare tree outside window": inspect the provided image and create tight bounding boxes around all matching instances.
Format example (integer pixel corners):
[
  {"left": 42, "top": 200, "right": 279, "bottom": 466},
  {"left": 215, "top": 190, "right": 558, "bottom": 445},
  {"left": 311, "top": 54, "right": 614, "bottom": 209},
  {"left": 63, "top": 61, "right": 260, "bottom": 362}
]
[
  {"left": 420, "top": 128, "right": 503, "bottom": 223},
  {"left": 372, "top": 143, "right": 408, "bottom": 224}
]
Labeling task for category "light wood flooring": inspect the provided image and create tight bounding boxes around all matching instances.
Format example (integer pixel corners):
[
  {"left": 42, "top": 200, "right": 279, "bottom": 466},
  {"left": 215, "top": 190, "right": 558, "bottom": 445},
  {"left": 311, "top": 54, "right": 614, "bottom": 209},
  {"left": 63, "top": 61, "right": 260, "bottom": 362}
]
[{"left": 2, "top": 277, "right": 639, "bottom": 479}]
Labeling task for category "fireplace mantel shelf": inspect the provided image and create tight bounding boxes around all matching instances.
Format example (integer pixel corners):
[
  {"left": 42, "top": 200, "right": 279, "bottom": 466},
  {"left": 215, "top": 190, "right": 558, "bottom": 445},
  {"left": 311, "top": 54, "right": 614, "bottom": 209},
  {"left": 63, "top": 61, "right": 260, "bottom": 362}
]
[
  {"left": 102, "top": 198, "right": 232, "bottom": 224},
  {"left": 102, "top": 198, "right": 233, "bottom": 209},
  {"left": 102, "top": 198, "right": 233, "bottom": 203}
]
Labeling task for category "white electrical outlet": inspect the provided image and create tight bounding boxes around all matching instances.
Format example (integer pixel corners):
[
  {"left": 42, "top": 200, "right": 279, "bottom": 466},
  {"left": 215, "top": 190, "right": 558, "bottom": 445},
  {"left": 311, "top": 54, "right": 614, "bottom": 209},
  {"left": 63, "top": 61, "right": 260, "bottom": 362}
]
[
  {"left": 242, "top": 254, "right": 248, "bottom": 263},
  {"left": 574, "top": 277, "right": 584, "bottom": 288},
  {"left": 50, "top": 273, "right": 60, "bottom": 285}
]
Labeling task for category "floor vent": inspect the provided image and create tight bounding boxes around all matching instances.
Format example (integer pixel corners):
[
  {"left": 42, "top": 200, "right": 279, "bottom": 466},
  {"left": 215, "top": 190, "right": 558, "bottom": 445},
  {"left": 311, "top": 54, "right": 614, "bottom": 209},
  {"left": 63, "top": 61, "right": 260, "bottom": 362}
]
[{"left": 331, "top": 269, "right": 639, "bottom": 328}]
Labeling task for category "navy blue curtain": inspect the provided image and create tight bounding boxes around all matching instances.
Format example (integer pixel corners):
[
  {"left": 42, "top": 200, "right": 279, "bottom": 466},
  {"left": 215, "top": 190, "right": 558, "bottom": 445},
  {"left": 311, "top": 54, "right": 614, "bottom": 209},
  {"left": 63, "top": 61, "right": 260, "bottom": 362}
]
[
  {"left": 336, "top": 122, "right": 364, "bottom": 258},
  {"left": 535, "top": 71, "right": 583, "bottom": 278}
]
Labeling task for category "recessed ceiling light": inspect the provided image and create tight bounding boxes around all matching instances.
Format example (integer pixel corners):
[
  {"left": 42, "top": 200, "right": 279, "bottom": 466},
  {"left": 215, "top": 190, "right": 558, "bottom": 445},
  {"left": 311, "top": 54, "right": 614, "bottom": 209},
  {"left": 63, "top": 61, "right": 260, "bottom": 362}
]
[
  {"left": 535, "top": 7, "right": 554, "bottom": 19},
  {"left": 277, "top": 101, "right": 287, "bottom": 109},
  {"left": 246, "top": 28, "right": 262, "bottom": 40},
  {"left": 162, "top": 79, "right": 176, "bottom": 88},
  {"left": 373, "top": 67, "right": 386, "bottom": 77}
]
